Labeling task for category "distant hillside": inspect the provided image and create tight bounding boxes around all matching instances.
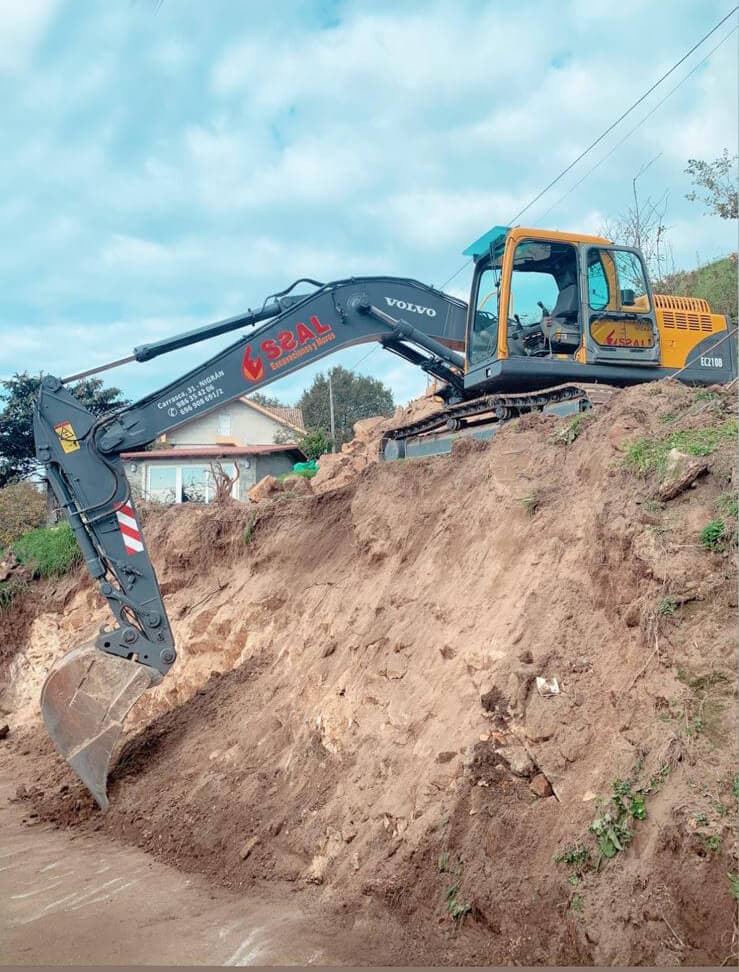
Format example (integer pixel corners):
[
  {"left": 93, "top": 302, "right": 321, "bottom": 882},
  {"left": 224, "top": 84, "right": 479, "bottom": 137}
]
[{"left": 658, "top": 253, "right": 737, "bottom": 323}]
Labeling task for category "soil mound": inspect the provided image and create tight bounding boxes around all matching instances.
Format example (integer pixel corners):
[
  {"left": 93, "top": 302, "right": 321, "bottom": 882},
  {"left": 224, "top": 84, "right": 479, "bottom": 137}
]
[{"left": 2, "top": 380, "right": 737, "bottom": 966}]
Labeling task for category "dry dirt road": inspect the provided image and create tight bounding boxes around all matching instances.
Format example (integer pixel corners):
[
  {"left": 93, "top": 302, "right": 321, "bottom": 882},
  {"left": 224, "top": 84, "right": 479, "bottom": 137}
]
[{"left": 0, "top": 780, "right": 340, "bottom": 966}]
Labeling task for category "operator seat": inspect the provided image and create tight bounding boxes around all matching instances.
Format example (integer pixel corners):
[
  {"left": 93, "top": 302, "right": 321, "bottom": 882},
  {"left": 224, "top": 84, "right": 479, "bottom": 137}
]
[
  {"left": 550, "top": 281, "right": 579, "bottom": 322},
  {"left": 542, "top": 276, "right": 581, "bottom": 353}
]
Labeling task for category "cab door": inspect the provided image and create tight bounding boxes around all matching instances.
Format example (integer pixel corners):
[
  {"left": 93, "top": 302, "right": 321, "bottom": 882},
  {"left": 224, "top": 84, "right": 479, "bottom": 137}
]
[{"left": 581, "top": 246, "right": 660, "bottom": 365}]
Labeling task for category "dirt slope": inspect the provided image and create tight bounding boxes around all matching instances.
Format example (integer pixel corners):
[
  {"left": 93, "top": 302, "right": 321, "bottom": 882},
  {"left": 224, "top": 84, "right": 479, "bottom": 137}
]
[{"left": 2, "top": 380, "right": 737, "bottom": 966}]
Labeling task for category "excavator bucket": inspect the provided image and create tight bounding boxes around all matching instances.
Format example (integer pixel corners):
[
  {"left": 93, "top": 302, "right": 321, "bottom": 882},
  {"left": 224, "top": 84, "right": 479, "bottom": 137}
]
[{"left": 41, "top": 644, "right": 158, "bottom": 811}]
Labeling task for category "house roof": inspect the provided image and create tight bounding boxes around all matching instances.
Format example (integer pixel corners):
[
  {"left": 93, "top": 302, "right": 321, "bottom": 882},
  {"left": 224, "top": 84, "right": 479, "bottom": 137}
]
[
  {"left": 122, "top": 444, "right": 304, "bottom": 460},
  {"left": 240, "top": 397, "right": 305, "bottom": 432}
]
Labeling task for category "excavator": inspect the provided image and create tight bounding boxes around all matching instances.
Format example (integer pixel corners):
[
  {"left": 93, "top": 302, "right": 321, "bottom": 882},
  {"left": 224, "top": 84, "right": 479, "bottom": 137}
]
[{"left": 33, "top": 224, "right": 736, "bottom": 809}]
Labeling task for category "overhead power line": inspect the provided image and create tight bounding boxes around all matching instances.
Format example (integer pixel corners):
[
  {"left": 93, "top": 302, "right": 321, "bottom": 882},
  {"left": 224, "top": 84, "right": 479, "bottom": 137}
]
[
  {"left": 537, "top": 24, "right": 738, "bottom": 222},
  {"left": 439, "top": 5, "right": 739, "bottom": 291},
  {"left": 507, "top": 5, "right": 738, "bottom": 225}
]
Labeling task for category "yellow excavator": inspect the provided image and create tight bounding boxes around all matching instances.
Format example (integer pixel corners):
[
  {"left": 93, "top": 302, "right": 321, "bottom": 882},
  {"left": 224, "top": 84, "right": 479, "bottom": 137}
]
[{"left": 33, "top": 224, "right": 736, "bottom": 808}]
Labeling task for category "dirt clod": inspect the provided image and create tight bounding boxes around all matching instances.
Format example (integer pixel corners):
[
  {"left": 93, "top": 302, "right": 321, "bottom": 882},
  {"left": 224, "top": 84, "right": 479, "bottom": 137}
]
[{"left": 529, "top": 773, "right": 554, "bottom": 798}]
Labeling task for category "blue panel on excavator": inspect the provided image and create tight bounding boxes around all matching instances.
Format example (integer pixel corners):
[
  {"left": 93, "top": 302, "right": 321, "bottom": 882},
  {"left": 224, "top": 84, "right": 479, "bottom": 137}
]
[{"left": 463, "top": 225, "right": 510, "bottom": 260}]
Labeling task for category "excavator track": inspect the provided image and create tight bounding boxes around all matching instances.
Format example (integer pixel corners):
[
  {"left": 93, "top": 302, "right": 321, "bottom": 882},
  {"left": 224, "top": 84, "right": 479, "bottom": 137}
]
[{"left": 381, "top": 383, "right": 617, "bottom": 459}]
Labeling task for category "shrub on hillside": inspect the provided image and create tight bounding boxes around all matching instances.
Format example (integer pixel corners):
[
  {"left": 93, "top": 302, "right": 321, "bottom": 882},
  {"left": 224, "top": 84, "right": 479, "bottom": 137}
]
[{"left": 0, "top": 482, "right": 46, "bottom": 548}]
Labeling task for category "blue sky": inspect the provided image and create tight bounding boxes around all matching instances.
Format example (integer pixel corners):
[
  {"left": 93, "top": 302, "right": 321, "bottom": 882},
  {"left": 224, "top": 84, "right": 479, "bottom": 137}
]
[{"left": 1, "top": 0, "right": 736, "bottom": 407}]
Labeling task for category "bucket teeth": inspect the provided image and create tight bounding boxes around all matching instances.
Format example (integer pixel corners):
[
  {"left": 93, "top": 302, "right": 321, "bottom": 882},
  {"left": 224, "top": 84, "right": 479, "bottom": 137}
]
[{"left": 40, "top": 644, "right": 157, "bottom": 810}]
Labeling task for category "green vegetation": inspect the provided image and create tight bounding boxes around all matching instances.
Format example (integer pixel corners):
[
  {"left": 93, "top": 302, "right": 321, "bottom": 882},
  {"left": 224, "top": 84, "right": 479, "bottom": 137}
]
[
  {"left": 728, "top": 873, "right": 739, "bottom": 901},
  {"left": 12, "top": 523, "right": 80, "bottom": 578},
  {"left": 570, "top": 894, "right": 584, "bottom": 913},
  {"left": 717, "top": 491, "right": 739, "bottom": 519},
  {"left": 732, "top": 775, "right": 739, "bottom": 800},
  {"left": 658, "top": 596, "right": 679, "bottom": 617},
  {"left": 243, "top": 511, "right": 259, "bottom": 546},
  {"left": 554, "top": 845, "right": 591, "bottom": 869},
  {"left": 589, "top": 778, "right": 645, "bottom": 866},
  {"left": 659, "top": 253, "right": 737, "bottom": 323},
  {"left": 277, "top": 467, "right": 318, "bottom": 483},
  {"left": 0, "top": 521, "right": 81, "bottom": 611},
  {"left": 298, "top": 365, "right": 394, "bottom": 450},
  {"left": 446, "top": 884, "right": 472, "bottom": 922},
  {"left": 0, "top": 578, "right": 26, "bottom": 610},
  {"left": 693, "top": 389, "right": 721, "bottom": 404},
  {"left": 669, "top": 668, "right": 731, "bottom": 745},
  {"left": 295, "top": 429, "right": 332, "bottom": 460},
  {"left": 551, "top": 411, "right": 593, "bottom": 446},
  {"left": 0, "top": 481, "right": 47, "bottom": 547},
  {"left": 699, "top": 519, "right": 729, "bottom": 552},
  {"left": 521, "top": 493, "right": 540, "bottom": 516},
  {"left": 624, "top": 419, "right": 737, "bottom": 477},
  {"left": 676, "top": 669, "right": 729, "bottom": 692},
  {"left": 438, "top": 852, "right": 472, "bottom": 924},
  {"left": 555, "top": 767, "right": 670, "bottom": 877}
]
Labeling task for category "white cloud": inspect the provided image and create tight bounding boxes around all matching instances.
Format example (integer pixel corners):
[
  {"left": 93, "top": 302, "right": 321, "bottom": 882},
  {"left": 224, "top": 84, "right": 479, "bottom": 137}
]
[
  {"left": 371, "top": 189, "right": 524, "bottom": 249},
  {"left": 0, "top": 0, "right": 59, "bottom": 74}
]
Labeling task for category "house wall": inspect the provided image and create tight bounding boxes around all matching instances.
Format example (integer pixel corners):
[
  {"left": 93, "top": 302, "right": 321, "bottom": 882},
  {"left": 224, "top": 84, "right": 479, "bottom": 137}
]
[
  {"left": 165, "top": 401, "right": 292, "bottom": 447},
  {"left": 254, "top": 452, "right": 298, "bottom": 481},
  {"left": 123, "top": 452, "right": 300, "bottom": 504}
]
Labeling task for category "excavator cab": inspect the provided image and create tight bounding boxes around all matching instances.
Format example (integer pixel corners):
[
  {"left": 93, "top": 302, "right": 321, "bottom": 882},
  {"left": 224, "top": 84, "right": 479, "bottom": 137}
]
[{"left": 463, "top": 225, "right": 662, "bottom": 393}]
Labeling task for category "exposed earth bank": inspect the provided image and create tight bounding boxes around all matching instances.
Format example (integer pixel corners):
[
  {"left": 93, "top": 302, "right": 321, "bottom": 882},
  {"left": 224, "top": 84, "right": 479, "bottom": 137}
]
[{"left": 1, "top": 380, "right": 737, "bottom": 966}]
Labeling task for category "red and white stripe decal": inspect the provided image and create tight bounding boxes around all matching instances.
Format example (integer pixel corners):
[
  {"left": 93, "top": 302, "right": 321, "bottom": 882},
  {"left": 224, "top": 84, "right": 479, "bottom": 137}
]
[{"left": 116, "top": 503, "right": 144, "bottom": 555}]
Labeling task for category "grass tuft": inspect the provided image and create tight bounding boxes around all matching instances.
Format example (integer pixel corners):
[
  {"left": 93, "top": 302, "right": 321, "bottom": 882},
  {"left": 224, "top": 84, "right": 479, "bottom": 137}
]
[
  {"left": 624, "top": 419, "right": 737, "bottom": 477},
  {"left": 700, "top": 519, "right": 728, "bottom": 552},
  {"left": 12, "top": 523, "right": 81, "bottom": 578},
  {"left": 551, "top": 411, "right": 593, "bottom": 446}
]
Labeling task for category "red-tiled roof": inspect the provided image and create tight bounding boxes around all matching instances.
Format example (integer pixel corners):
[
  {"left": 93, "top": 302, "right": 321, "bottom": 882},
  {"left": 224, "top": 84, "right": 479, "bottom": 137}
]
[
  {"left": 121, "top": 444, "right": 304, "bottom": 460},
  {"left": 240, "top": 397, "right": 305, "bottom": 430}
]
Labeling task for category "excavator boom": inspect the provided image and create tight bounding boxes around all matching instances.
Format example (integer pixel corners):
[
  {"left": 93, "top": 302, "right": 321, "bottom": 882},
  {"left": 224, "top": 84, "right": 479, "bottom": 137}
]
[{"left": 34, "top": 276, "right": 468, "bottom": 807}]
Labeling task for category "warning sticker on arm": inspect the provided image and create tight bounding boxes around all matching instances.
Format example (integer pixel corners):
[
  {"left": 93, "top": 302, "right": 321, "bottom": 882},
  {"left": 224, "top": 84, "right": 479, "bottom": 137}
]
[{"left": 54, "top": 421, "right": 81, "bottom": 453}]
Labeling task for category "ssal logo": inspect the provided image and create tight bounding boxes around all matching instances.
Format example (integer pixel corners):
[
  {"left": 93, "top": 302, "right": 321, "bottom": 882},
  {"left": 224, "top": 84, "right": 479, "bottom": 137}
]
[
  {"left": 241, "top": 315, "right": 333, "bottom": 383},
  {"left": 242, "top": 345, "right": 265, "bottom": 382}
]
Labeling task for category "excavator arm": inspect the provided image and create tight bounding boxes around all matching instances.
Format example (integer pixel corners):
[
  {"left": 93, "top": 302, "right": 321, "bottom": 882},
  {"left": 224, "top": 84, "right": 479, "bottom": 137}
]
[{"left": 33, "top": 275, "right": 467, "bottom": 808}]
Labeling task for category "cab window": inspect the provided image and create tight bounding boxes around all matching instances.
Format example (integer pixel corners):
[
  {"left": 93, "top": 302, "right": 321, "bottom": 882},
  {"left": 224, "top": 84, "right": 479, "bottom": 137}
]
[
  {"left": 469, "top": 265, "right": 499, "bottom": 365},
  {"left": 587, "top": 248, "right": 650, "bottom": 312},
  {"left": 507, "top": 240, "right": 580, "bottom": 357},
  {"left": 587, "top": 247, "right": 654, "bottom": 349},
  {"left": 587, "top": 252, "right": 610, "bottom": 310}
]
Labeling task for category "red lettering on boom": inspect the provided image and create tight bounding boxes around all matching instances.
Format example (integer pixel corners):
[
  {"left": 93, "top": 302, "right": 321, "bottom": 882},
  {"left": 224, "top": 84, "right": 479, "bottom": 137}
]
[
  {"left": 295, "top": 322, "right": 315, "bottom": 344},
  {"left": 261, "top": 338, "right": 281, "bottom": 360},
  {"left": 311, "top": 315, "right": 331, "bottom": 335}
]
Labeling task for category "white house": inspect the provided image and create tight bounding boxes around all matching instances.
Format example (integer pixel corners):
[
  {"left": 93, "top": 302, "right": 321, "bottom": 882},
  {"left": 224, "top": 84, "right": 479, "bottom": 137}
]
[{"left": 122, "top": 397, "right": 305, "bottom": 504}]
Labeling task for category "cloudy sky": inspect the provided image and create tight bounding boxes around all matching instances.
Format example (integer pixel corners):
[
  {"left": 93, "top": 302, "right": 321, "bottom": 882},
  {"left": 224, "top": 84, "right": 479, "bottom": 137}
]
[{"left": 1, "top": 0, "right": 736, "bottom": 407}]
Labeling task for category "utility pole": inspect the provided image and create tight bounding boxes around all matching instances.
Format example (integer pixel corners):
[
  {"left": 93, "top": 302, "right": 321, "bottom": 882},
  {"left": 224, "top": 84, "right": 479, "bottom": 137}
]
[{"left": 328, "top": 371, "right": 336, "bottom": 453}]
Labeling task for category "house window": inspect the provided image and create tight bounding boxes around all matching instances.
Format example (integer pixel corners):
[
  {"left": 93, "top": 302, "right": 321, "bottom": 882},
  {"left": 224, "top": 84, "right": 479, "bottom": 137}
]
[
  {"left": 217, "top": 411, "right": 231, "bottom": 436},
  {"left": 147, "top": 465, "right": 178, "bottom": 504},
  {"left": 146, "top": 463, "right": 238, "bottom": 503}
]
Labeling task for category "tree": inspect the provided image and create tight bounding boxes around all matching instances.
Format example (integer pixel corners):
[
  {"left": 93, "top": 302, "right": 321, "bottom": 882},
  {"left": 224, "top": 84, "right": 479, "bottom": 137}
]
[
  {"left": 297, "top": 366, "right": 394, "bottom": 450},
  {"left": 297, "top": 429, "right": 332, "bottom": 460},
  {"left": 685, "top": 150, "right": 738, "bottom": 220},
  {"left": 0, "top": 373, "right": 128, "bottom": 487},
  {"left": 249, "top": 391, "right": 287, "bottom": 410},
  {"left": 602, "top": 189, "right": 672, "bottom": 281}
]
